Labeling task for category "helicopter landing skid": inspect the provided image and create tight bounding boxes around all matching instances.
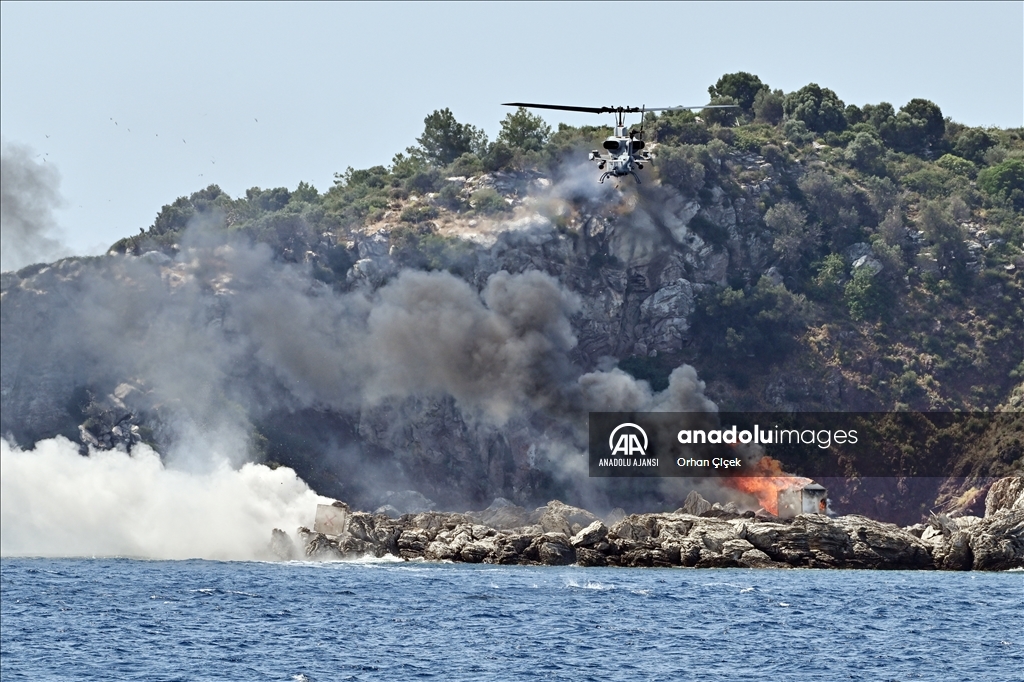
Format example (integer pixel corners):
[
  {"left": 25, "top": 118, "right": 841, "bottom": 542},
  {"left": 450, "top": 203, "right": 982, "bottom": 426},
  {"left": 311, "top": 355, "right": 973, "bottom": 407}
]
[{"left": 599, "top": 171, "right": 642, "bottom": 184}]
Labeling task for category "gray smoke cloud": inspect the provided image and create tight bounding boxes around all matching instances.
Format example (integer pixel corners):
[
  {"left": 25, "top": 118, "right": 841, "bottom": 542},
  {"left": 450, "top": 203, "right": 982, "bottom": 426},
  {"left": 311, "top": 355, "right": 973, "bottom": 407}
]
[
  {"left": 1, "top": 161, "right": 724, "bottom": 527},
  {"left": 1, "top": 140, "right": 69, "bottom": 272}
]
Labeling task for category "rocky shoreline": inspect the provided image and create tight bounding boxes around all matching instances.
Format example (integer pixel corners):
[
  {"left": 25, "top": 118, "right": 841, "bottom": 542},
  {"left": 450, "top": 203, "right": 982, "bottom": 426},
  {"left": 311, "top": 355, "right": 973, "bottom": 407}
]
[{"left": 281, "top": 477, "right": 1024, "bottom": 572}]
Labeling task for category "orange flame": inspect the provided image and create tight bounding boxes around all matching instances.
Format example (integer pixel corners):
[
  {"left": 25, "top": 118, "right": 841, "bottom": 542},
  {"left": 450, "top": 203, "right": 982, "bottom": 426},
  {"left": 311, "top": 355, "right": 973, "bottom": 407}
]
[{"left": 722, "top": 456, "right": 811, "bottom": 515}]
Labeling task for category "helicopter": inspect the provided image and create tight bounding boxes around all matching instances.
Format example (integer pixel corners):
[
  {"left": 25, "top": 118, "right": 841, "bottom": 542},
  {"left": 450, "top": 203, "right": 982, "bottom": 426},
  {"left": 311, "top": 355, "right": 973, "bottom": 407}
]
[{"left": 502, "top": 102, "right": 739, "bottom": 184}]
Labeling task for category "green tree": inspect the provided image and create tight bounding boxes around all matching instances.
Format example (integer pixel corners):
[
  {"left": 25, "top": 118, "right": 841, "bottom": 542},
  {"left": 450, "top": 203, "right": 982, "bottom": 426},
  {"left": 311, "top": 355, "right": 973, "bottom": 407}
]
[
  {"left": 415, "top": 108, "right": 488, "bottom": 166},
  {"left": 783, "top": 83, "right": 847, "bottom": 133},
  {"left": 918, "top": 201, "right": 970, "bottom": 283},
  {"left": 765, "top": 200, "right": 820, "bottom": 271},
  {"left": 245, "top": 186, "right": 291, "bottom": 212},
  {"left": 292, "top": 181, "right": 320, "bottom": 203},
  {"left": 702, "top": 96, "right": 739, "bottom": 127},
  {"left": 813, "top": 253, "right": 846, "bottom": 299},
  {"left": 953, "top": 128, "right": 995, "bottom": 164},
  {"left": 497, "top": 107, "right": 551, "bottom": 151},
  {"left": 878, "top": 99, "right": 945, "bottom": 153},
  {"left": 753, "top": 88, "right": 785, "bottom": 125},
  {"left": 844, "top": 266, "right": 886, "bottom": 320},
  {"left": 845, "top": 132, "right": 885, "bottom": 175},
  {"left": 798, "top": 170, "right": 859, "bottom": 240},
  {"left": 900, "top": 99, "right": 945, "bottom": 147},
  {"left": 935, "top": 154, "right": 976, "bottom": 177},
  {"left": 471, "top": 188, "right": 508, "bottom": 215},
  {"left": 862, "top": 102, "right": 896, "bottom": 134},
  {"left": 977, "top": 159, "right": 1024, "bottom": 208},
  {"left": 653, "top": 110, "right": 711, "bottom": 145},
  {"left": 862, "top": 99, "right": 944, "bottom": 153},
  {"left": 656, "top": 145, "right": 706, "bottom": 195},
  {"left": 708, "top": 72, "right": 767, "bottom": 114}
]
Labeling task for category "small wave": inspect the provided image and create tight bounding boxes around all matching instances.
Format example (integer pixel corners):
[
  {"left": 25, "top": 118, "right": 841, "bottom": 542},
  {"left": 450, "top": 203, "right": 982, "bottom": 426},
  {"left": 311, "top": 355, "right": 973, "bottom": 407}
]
[
  {"left": 740, "top": 587, "right": 755, "bottom": 593},
  {"left": 565, "top": 578, "right": 615, "bottom": 591}
]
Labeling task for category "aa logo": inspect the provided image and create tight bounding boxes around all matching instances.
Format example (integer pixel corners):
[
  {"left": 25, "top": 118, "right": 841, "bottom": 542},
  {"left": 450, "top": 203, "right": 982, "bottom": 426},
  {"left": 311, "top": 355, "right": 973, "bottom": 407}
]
[{"left": 609, "top": 423, "right": 648, "bottom": 456}]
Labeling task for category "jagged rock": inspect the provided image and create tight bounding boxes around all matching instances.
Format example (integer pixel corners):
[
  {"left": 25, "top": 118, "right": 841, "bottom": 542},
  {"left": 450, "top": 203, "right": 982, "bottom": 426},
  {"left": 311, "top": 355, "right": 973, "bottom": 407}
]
[
  {"left": 845, "top": 242, "right": 872, "bottom": 261},
  {"left": 688, "top": 518, "right": 739, "bottom": 553},
  {"left": 680, "top": 490, "right": 712, "bottom": 516},
  {"left": 534, "top": 533, "right": 575, "bottom": 565},
  {"left": 537, "top": 501, "right": 599, "bottom": 537},
  {"left": 763, "top": 266, "right": 784, "bottom": 287},
  {"left": 397, "top": 529, "right": 432, "bottom": 558},
  {"left": 605, "top": 508, "right": 627, "bottom": 525},
  {"left": 300, "top": 529, "right": 344, "bottom": 560},
  {"left": 467, "top": 499, "right": 533, "bottom": 530},
  {"left": 985, "top": 477, "right": 1024, "bottom": 517},
  {"left": 460, "top": 539, "right": 496, "bottom": 563},
  {"left": 721, "top": 538, "right": 756, "bottom": 560},
  {"left": 695, "top": 549, "right": 741, "bottom": 568},
  {"left": 424, "top": 538, "right": 458, "bottom": 561},
  {"left": 575, "top": 547, "right": 608, "bottom": 567},
  {"left": 935, "top": 530, "right": 973, "bottom": 570},
  {"left": 965, "top": 509, "right": 1024, "bottom": 570},
  {"left": 832, "top": 515, "right": 933, "bottom": 569},
  {"left": 296, "top": 500, "right": 1021, "bottom": 571},
  {"left": 269, "top": 528, "right": 298, "bottom": 560},
  {"left": 852, "top": 255, "right": 883, "bottom": 276},
  {"left": 609, "top": 515, "right": 653, "bottom": 542},
  {"left": 493, "top": 534, "right": 533, "bottom": 565},
  {"left": 638, "top": 278, "right": 695, "bottom": 352},
  {"left": 571, "top": 520, "right": 608, "bottom": 548},
  {"left": 738, "top": 548, "right": 777, "bottom": 567},
  {"left": 653, "top": 517, "right": 694, "bottom": 543}
]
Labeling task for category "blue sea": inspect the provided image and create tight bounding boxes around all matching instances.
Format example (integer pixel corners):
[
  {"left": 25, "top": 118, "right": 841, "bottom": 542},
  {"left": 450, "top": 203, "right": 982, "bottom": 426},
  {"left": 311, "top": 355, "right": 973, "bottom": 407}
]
[{"left": 1, "top": 558, "right": 1021, "bottom": 681}]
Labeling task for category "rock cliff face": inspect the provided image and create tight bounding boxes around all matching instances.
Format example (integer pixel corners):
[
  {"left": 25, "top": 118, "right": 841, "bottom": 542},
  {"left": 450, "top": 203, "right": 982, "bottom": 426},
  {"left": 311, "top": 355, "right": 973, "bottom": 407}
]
[
  {"left": 292, "top": 479, "right": 1024, "bottom": 571},
  {"left": 2, "top": 157, "right": 1021, "bottom": 521}
]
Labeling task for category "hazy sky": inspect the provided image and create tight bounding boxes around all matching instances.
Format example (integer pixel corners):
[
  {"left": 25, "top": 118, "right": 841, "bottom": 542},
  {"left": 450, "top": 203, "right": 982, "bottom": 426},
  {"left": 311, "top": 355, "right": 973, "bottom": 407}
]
[{"left": 2, "top": 1, "right": 1022, "bottom": 261}]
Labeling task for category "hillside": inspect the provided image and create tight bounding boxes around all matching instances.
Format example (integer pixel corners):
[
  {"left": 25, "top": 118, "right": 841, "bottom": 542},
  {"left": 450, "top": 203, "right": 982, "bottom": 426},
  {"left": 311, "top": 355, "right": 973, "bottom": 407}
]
[{"left": 2, "top": 73, "right": 1022, "bottom": 524}]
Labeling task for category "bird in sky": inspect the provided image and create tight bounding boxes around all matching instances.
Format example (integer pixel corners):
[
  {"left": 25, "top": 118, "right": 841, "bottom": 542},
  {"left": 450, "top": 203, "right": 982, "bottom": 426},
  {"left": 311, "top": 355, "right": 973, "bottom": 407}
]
[{"left": 255, "top": 118, "right": 258, "bottom": 123}]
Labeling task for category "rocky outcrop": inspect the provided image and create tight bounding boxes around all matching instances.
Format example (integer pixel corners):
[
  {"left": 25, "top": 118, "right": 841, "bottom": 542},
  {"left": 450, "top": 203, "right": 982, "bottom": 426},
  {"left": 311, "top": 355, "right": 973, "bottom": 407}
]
[
  {"left": 296, "top": 497, "right": 1024, "bottom": 571},
  {"left": 985, "top": 476, "right": 1024, "bottom": 516}
]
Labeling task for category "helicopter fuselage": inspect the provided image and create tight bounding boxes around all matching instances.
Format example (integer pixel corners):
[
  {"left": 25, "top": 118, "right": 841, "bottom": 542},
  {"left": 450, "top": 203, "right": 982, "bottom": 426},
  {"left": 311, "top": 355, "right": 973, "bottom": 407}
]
[{"left": 587, "top": 125, "right": 652, "bottom": 184}]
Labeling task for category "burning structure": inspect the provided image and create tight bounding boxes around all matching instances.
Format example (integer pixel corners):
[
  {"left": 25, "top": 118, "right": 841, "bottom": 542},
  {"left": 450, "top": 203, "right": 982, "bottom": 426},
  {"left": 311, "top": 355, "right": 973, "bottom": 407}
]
[{"left": 777, "top": 483, "right": 828, "bottom": 519}]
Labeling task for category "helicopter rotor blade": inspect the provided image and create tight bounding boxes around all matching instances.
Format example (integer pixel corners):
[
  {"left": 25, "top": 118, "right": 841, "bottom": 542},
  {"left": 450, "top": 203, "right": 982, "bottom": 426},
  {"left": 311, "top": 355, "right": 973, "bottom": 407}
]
[
  {"left": 503, "top": 103, "right": 739, "bottom": 114},
  {"left": 644, "top": 105, "right": 741, "bottom": 111},
  {"left": 502, "top": 103, "right": 628, "bottom": 114}
]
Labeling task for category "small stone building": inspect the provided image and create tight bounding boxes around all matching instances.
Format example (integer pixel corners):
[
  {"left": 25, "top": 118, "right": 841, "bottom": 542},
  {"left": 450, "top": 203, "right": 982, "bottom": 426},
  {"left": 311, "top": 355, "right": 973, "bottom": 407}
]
[{"left": 777, "top": 483, "right": 828, "bottom": 519}]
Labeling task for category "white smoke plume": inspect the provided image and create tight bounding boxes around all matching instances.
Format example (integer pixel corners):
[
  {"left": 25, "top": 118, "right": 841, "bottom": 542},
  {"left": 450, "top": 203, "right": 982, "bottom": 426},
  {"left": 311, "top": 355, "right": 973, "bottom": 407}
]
[
  {"left": 0, "top": 436, "right": 330, "bottom": 560},
  {"left": 1, "top": 140, "right": 69, "bottom": 272}
]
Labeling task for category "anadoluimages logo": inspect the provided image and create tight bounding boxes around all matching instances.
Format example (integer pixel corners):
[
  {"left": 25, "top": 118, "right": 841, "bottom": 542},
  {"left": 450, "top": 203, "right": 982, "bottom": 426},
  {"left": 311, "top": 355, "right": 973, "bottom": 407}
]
[{"left": 608, "top": 423, "right": 648, "bottom": 456}]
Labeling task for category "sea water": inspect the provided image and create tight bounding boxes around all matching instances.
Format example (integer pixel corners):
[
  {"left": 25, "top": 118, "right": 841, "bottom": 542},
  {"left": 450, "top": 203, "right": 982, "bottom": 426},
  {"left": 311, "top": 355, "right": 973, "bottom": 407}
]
[{"left": 1, "top": 558, "right": 1021, "bottom": 681}]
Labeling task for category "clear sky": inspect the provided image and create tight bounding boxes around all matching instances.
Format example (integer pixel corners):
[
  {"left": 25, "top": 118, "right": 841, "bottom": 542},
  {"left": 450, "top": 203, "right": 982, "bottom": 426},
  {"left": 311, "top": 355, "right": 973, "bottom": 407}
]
[{"left": 2, "top": 1, "right": 1022, "bottom": 260}]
